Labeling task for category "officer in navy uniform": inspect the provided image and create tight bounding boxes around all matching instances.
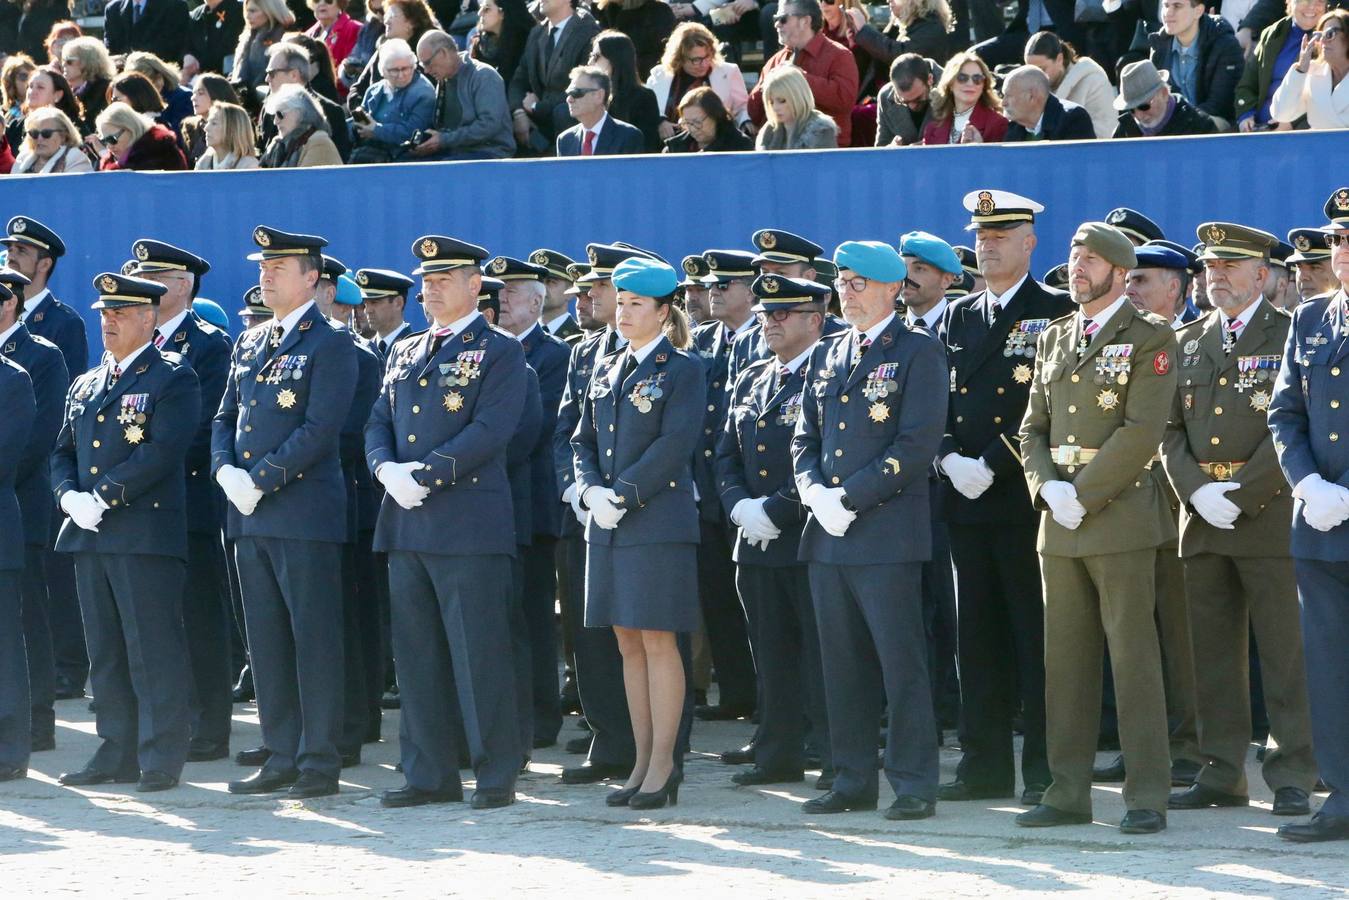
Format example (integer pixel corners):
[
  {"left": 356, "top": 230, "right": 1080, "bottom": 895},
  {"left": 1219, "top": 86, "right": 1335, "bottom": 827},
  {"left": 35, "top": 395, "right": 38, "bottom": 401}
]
[
  {"left": 0, "top": 345, "right": 35, "bottom": 782},
  {"left": 214, "top": 227, "right": 357, "bottom": 800},
  {"left": 1268, "top": 186, "right": 1349, "bottom": 843},
  {"left": 367, "top": 235, "right": 526, "bottom": 809},
  {"left": 124, "top": 239, "right": 236, "bottom": 764},
  {"left": 240, "top": 285, "right": 273, "bottom": 329},
  {"left": 731, "top": 229, "right": 824, "bottom": 387},
  {"left": 716, "top": 274, "right": 834, "bottom": 788},
  {"left": 792, "top": 241, "right": 948, "bottom": 821},
  {"left": 1, "top": 216, "right": 89, "bottom": 702},
  {"left": 0, "top": 271, "right": 67, "bottom": 754},
  {"left": 53, "top": 272, "right": 200, "bottom": 792},
  {"left": 936, "top": 193, "right": 1073, "bottom": 805},
  {"left": 1107, "top": 207, "right": 1166, "bottom": 247},
  {"left": 531, "top": 249, "right": 583, "bottom": 342}
]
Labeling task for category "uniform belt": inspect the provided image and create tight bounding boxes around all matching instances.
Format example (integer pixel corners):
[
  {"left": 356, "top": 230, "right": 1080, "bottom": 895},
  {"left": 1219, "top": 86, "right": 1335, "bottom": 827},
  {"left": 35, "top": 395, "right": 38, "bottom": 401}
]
[
  {"left": 1052, "top": 446, "right": 1160, "bottom": 469},
  {"left": 1199, "top": 461, "right": 1245, "bottom": 481}
]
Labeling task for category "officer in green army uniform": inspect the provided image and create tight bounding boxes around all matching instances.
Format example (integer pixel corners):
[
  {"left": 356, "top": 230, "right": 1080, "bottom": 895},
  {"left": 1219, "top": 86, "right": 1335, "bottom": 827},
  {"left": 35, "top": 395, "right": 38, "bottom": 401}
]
[{"left": 1018, "top": 222, "right": 1178, "bottom": 835}]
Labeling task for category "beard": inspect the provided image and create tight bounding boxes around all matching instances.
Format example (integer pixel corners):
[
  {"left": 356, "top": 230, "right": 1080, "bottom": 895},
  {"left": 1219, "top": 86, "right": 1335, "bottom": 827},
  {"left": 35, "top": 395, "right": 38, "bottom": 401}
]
[{"left": 1070, "top": 270, "right": 1115, "bottom": 306}]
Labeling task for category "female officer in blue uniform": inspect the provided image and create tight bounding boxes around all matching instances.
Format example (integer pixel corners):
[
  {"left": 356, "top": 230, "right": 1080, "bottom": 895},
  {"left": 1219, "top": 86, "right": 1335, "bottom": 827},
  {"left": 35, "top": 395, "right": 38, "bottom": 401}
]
[{"left": 572, "top": 256, "right": 705, "bottom": 810}]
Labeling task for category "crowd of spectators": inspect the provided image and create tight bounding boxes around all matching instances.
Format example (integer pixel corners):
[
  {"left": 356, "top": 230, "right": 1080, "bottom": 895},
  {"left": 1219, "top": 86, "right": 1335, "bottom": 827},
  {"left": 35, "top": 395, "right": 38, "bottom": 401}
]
[{"left": 0, "top": 0, "right": 1344, "bottom": 172}]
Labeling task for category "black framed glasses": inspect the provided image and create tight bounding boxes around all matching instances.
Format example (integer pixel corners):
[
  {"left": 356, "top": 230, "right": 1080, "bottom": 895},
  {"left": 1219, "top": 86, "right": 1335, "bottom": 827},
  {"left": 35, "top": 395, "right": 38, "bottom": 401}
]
[
  {"left": 1328, "top": 233, "right": 1348, "bottom": 248},
  {"left": 773, "top": 13, "right": 794, "bottom": 25},
  {"left": 565, "top": 86, "right": 600, "bottom": 99},
  {"left": 955, "top": 72, "right": 986, "bottom": 85},
  {"left": 97, "top": 128, "right": 125, "bottom": 147},
  {"left": 263, "top": 66, "right": 294, "bottom": 80},
  {"left": 679, "top": 115, "right": 710, "bottom": 130},
  {"left": 1132, "top": 97, "right": 1156, "bottom": 113},
  {"left": 757, "top": 309, "right": 816, "bottom": 322},
  {"left": 26, "top": 128, "right": 58, "bottom": 140},
  {"left": 834, "top": 275, "right": 871, "bottom": 292}
]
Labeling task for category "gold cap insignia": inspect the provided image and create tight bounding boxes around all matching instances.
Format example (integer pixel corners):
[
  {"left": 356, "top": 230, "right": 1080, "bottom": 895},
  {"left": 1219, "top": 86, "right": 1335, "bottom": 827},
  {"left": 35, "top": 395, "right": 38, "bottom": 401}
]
[
  {"left": 11, "top": 219, "right": 26, "bottom": 234},
  {"left": 763, "top": 276, "right": 780, "bottom": 294},
  {"left": 682, "top": 259, "right": 698, "bottom": 275},
  {"left": 976, "top": 191, "right": 995, "bottom": 216},
  {"left": 99, "top": 275, "right": 119, "bottom": 292},
  {"left": 120, "top": 260, "right": 137, "bottom": 275},
  {"left": 356, "top": 272, "right": 368, "bottom": 286},
  {"left": 420, "top": 238, "right": 439, "bottom": 257},
  {"left": 254, "top": 228, "right": 271, "bottom": 247},
  {"left": 759, "top": 231, "right": 778, "bottom": 250},
  {"left": 1336, "top": 189, "right": 1349, "bottom": 211},
  {"left": 1295, "top": 235, "right": 1311, "bottom": 252},
  {"left": 530, "top": 251, "right": 548, "bottom": 265},
  {"left": 587, "top": 247, "right": 599, "bottom": 265},
  {"left": 1205, "top": 225, "right": 1227, "bottom": 245},
  {"left": 134, "top": 243, "right": 149, "bottom": 260},
  {"left": 490, "top": 257, "right": 508, "bottom": 274},
  {"left": 707, "top": 256, "right": 719, "bottom": 270}
]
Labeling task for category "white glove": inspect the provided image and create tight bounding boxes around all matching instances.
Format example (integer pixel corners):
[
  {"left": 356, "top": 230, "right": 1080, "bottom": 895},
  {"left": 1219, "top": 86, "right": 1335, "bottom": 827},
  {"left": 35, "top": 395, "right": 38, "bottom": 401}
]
[
  {"left": 60, "top": 490, "right": 104, "bottom": 532},
  {"left": 1296, "top": 474, "right": 1349, "bottom": 532},
  {"left": 377, "top": 461, "right": 431, "bottom": 511},
  {"left": 1190, "top": 481, "right": 1243, "bottom": 530},
  {"left": 732, "top": 497, "right": 781, "bottom": 544},
  {"left": 803, "top": 483, "right": 856, "bottom": 537},
  {"left": 941, "top": 453, "right": 995, "bottom": 500},
  {"left": 216, "top": 464, "right": 264, "bottom": 516},
  {"left": 1040, "top": 480, "right": 1086, "bottom": 530},
  {"left": 584, "top": 486, "right": 628, "bottom": 530},
  {"left": 562, "top": 483, "right": 587, "bottom": 525}
]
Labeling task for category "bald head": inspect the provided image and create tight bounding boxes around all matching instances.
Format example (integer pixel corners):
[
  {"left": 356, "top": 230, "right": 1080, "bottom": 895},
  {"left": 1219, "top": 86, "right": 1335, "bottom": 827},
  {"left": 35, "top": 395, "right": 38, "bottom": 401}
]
[{"left": 1003, "top": 65, "right": 1051, "bottom": 129}]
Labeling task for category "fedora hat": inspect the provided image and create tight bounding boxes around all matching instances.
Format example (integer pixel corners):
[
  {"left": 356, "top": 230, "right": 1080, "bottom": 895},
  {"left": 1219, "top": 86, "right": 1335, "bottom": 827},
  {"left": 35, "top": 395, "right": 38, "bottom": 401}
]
[{"left": 1114, "top": 60, "right": 1169, "bottom": 111}]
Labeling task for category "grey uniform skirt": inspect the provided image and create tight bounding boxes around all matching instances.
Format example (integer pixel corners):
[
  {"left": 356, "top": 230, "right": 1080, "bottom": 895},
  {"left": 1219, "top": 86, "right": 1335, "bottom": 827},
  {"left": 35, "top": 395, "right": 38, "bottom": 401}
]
[{"left": 584, "top": 542, "right": 699, "bottom": 632}]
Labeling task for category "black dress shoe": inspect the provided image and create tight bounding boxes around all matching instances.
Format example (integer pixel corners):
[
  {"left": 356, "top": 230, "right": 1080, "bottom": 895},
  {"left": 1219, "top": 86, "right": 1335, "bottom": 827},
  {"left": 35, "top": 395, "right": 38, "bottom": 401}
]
[
  {"left": 1021, "top": 784, "right": 1047, "bottom": 806},
  {"left": 814, "top": 771, "right": 835, "bottom": 791},
  {"left": 235, "top": 746, "right": 271, "bottom": 767},
  {"left": 802, "top": 790, "right": 877, "bottom": 814},
  {"left": 1272, "top": 787, "right": 1311, "bottom": 817},
  {"left": 731, "top": 766, "right": 803, "bottom": 786},
  {"left": 59, "top": 766, "right": 139, "bottom": 787},
  {"left": 629, "top": 770, "right": 681, "bottom": 810},
  {"left": 381, "top": 785, "right": 462, "bottom": 807},
  {"left": 559, "top": 684, "right": 582, "bottom": 716},
  {"left": 719, "top": 744, "right": 755, "bottom": 766},
  {"left": 1168, "top": 783, "right": 1248, "bottom": 810},
  {"left": 695, "top": 703, "right": 753, "bottom": 722},
  {"left": 340, "top": 751, "right": 361, "bottom": 768},
  {"left": 1170, "top": 758, "right": 1202, "bottom": 786},
  {"left": 289, "top": 770, "right": 339, "bottom": 799},
  {"left": 564, "top": 736, "right": 591, "bottom": 755},
  {"left": 605, "top": 785, "right": 641, "bottom": 807},
  {"left": 1015, "top": 804, "right": 1092, "bottom": 828},
  {"left": 1093, "top": 754, "right": 1126, "bottom": 782},
  {"left": 30, "top": 733, "right": 55, "bottom": 752},
  {"left": 232, "top": 667, "right": 254, "bottom": 703},
  {"left": 187, "top": 740, "right": 229, "bottom": 762},
  {"left": 885, "top": 795, "right": 935, "bottom": 820},
  {"left": 228, "top": 767, "right": 300, "bottom": 794},
  {"left": 0, "top": 766, "right": 27, "bottom": 782},
  {"left": 1278, "top": 811, "right": 1349, "bottom": 843},
  {"left": 471, "top": 788, "right": 514, "bottom": 809},
  {"left": 1119, "top": 808, "right": 1166, "bottom": 833},
  {"left": 136, "top": 771, "right": 179, "bottom": 792},
  {"left": 54, "top": 680, "right": 86, "bottom": 701},
  {"left": 560, "top": 761, "right": 628, "bottom": 784},
  {"left": 937, "top": 780, "right": 1013, "bottom": 802}
]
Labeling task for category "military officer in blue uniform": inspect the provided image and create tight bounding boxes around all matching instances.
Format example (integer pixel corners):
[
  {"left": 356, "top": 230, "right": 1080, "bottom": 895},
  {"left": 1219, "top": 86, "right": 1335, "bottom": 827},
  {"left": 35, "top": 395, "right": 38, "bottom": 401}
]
[
  {"left": 0, "top": 340, "right": 35, "bottom": 781},
  {"left": 213, "top": 226, "right": 357, "bottom": 800},
  {"left": 0, "top": 270, "right": 67, "bottom": 754},
  {"left": 358, "top": 268, "right": 416, "bottom": 363},
  {"left": 716, "top": 273, "right": 833, "bottom": 788},
  {"left": 1107, "top": 207, "right": 1166, "bottom": 246},
  {"left": 1268, "top": 186, "right": 1349, "bottom": 844},
  {"left": 1, "top": 216, "right": 89, "bottom": 703},
  {"left": 53, "top": 272, "right": 200, "bottom": 792},
  {"left": 1287, "top": 227, "right": 1338, "bottom": 303},
  {"left": 366, "top": 235, "right": 526, "bottom": 809},
  {"left": 125, "top": 239, "right": 236, "bottom": 763},
  {"left": 240, "top": 285, "right": 274, "bottom": 330},
  {"left": 792, "top": 240, "right": 948, "bottom": 821},
  {"left": 679, "top": 255, "right": 713, "bottom": 326},
  {"left": 935, "top": 194, "right": 1073, "bottom": 806}
]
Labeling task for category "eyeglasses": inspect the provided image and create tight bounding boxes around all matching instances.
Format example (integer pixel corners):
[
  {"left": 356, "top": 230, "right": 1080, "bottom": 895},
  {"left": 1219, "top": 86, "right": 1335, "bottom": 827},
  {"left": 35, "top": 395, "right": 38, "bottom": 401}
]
[
  {"left": 1322, "top": 27, "right": 1344, "bottom": 39},
  {"left": 60, "top": 56, "right": 78, "bottom": 65},
  {"left": 684, "top": 53, "right": 712, "bottom": 65},
  {"left": 710, "top": 278, "right": 748, "bottom": 289},
  {"left": 274, "top": 109, "right": 287, "bottom": 122},
  {"left": 679, "top": 115, "right": 709, "bottom": 130},
  {"left": 565, "top": 86, "right": 600, "bottom": 99},
  {"left": 1131, "top": 97, "right": 1156, "bottom": 113},
  {"left": 757, "top": 309, "right": 816, "bottom": 322},
  {"left": 26, "top": 128, "right": 58, "bottom": 139},
  {"left": 955, "top": 72, "right": 986, "bottom": 85},
  {"left": 1328, "top": 233, "right": 1349, "bottom": 248},
  {"left": 384, "top": 65, "right": 415, "bottom": 75},
  {"left": 263, "top": 66, "right": 294, "bottom": 80},
  {"left": 773, "top": 13, "right": 794, "bottom": 25},
  {"left": 97, "top": 128, "right": 125, "bottom": 146},
  {"left": 834, "top": 275, "right": 871, "bottom": 292}
]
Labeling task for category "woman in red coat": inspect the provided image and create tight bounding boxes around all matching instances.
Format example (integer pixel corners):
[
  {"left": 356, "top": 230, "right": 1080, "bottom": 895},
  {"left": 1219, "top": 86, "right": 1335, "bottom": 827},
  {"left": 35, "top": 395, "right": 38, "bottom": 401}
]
[
  {"left": 94, "top": 101, "right": 187, "bottom": 171},
  {"left": 921, "top": 50, "right": 1008, "bottom": 144},
  {"left": 306, "top": 0, "right": 363, "bottom": 73}
]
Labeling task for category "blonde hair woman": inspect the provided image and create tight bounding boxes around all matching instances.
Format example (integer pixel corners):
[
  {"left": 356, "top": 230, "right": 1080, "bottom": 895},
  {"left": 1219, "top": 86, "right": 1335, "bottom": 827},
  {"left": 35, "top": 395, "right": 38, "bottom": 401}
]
[
  {"left": 232, "top": 0, "right": 298, "bottom": 92},
  {"left": 94, "top": 101, "right": 188, "bottom": 170},
  {"left": 647, "top": 21, "right": 750, "bottom": 139},
  {"left": 11, "top": 107, "right": 92, "bottom": 173},
  {"left": 755, "top": 65, "right": 839, "bottom": 150},
  {"left": 921, "top": 50, "right": 1007, "bottom": 143},
  {"left": 196, "top": 103, "right": 261, "bottom": 170},
  {"left": 57, "top": 36, "right": 115, "bottom": 132}
]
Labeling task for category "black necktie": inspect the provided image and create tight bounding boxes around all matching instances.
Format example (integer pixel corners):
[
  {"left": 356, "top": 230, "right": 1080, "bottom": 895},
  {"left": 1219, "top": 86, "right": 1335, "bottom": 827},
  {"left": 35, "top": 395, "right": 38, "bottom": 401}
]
[
  {"left": 377, "top": 338, "right": 387, "bottom": 355},
  {"left": 619, "top": 351, "right": 638, "bottom": 386},
  {"left": 544, "top": 26, "right": 558, "bottom": 65}
]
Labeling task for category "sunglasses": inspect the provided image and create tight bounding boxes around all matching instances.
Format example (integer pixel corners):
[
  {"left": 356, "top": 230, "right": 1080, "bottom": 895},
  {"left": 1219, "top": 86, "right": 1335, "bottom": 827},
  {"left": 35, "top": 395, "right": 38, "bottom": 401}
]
[
  {"left": 1329, "top": 233, "right": 1349, "bottom": 247},
  {"left": 955, "top": 72, "right": 986, "bottom": 85},
  {"left": 26, "top": 127, "right": 58, "bottom": 139},
  {"left": 263, "top": 66, "right": 294, "bottom": 80},
  {"left": 97, "top": 128, "right": 125, "bottom": 146},
  {"left": 1132, "top": 97, "right": 1156, "bottom": 113},
  {"left": 773, "top": 13, "right": 794, "bottom": 24},
  {"left": 565, "top": 86, "right": 600, "bottom": 99}
]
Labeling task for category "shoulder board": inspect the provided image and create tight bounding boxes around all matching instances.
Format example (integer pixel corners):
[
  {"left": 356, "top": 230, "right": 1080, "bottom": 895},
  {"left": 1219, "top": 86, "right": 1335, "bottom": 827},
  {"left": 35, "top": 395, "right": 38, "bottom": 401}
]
[
  {"left": 1134, "top": 309, "right": 1170, "bottom": 329},
  {"left": 160, "top": 350, "right": 186, "bottom": 366}
]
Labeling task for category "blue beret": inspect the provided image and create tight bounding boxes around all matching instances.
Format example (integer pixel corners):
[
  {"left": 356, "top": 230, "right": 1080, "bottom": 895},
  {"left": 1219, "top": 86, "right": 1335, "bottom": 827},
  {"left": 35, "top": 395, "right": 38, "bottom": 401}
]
[
  {"left": 334, "top": 273, "right": 363, "bottom": 306},
  {"left": 899, "top": 231, "right": 962, "bottom": 276},
  {"left": 192, "top": 298, "right": 229, "bottom": 330},
  {"left": 833, "top": 240, "right": 907, "bottom": 282},
  {"left": 1132, "top": 244, "right": 1190, "bottom": 271},
  {"left": 612, "top": 256, "right": 679, "bottom": 297}
]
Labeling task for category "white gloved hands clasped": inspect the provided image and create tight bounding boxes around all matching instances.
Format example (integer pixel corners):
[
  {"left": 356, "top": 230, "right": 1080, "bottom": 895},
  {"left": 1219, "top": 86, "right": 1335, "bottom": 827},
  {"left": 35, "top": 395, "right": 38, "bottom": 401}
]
[
  {"left": 941, "top": 453, "right": 995, "bottom": 500},
  {"left": 1040, "top": 480, "right": 1086, "bottom": 530},
  {"left": 216, "top": 464, "right": 265, "bottom": 516},
  {"left": 803, "top": 483, "right": 856, "bottom": 537},
  {"left": 1296, "top": 474, "right": 1349, "bottom": 532},
  {"left": 584, "top": 486, "right": 627, "bottom": 530},
  {"left": 377, "top": 461, "right": 431, "bottom": 511},
  {"left": 1190, "top": 481, "right": 1243, "bottom": 530},
  {"left": 60, "top": 490, "right": 105, "bottom": 532},
  {"left": 732, "top": 497, "right": 782, "bottom": 549}
]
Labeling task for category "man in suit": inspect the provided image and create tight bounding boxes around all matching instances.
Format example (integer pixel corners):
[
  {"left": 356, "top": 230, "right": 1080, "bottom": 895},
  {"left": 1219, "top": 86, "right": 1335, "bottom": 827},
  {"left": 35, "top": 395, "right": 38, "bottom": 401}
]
[
  {"left": 367, "top": 234, "right": 526, "bottom": 809},
  {"left": 1267, "top": 187, "right": 1349, "bottom": 843},
  {"left": 213, "top": 226, "right": 357, "bottom": 800},
  {"left": 1002, "top": 66, "right": 1096, "bottom": 142},
  {"left": 126, "top": 240, "right": 235, "bottom": 764},
  {"left": 0, "top": 272, "right": 66, "bottom": 755},
  {"left": 0, "top": 311, "right": 35, "bottom": 783},
  {"left": 103, "top": 0, "right": 191, "bottom": 64},
  {"left": 509, "top": 0, "right": 601, "bottom": 152},
  {"left": 1163, "top": 223, "right": 1316, "bottom": 820},
  {"left": 533, "top": 249, "right": 582, "bottom": 341},
  {"left": 1, "top": 216, "right": 88, "bottom": 703},
  {"left": 791, "top": 240, "right": 948, "bottom": 821},
  {"left": 1017, "top": 222, "right": 1177, "bottom": 835},
  {"left": 555, "top": 67, "right": 645, "bottom": 157},
  {"left": 970, "top": 0, "right": 1083, "bottom": 69},
  {"left": 53, "top": 272, "right": 200, "bottom": 792}
]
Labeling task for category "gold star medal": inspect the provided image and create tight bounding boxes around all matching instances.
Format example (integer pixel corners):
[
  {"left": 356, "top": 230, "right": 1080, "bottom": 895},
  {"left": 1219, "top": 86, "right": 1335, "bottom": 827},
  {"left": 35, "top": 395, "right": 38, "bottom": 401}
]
[
  {"left": 443, "top": 391, "right": 464, "bottom": 412},
  {"left": 1250, "top": 389, "right": 1271, "bottom": 412},
  {"left": 1012, "top": 363, "right": 1033, "bottom": 385},
  {"left": 124, "top": 424, "right": 145, "bottom": 444},
  {"left": 868, "top": 401, "right": 890, "bottom": 423},
  {"left": 276, "top": 388, "right": 297, "bottom": 409},
  {"left": 1097, "top": 388, "right": 1120, "bottom": 411}
]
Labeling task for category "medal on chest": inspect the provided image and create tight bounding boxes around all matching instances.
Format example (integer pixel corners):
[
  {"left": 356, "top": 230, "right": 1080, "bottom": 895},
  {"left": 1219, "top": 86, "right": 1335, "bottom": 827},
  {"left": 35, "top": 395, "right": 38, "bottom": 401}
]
[
  {"left": 628, "top": 371, "right": 666, "bottom": 414},
  {"left": 776, "top": 390, "right": 803, "bottom": 426},
  {"left": 1012, "top": 363, "right": 1033, "bottom": 385},
  {"left": 1096, "top": 388, "right": 1121, "bottom": 411},
  {"left": 119, "top": 393, "right": 150, "bottom": 440},
  {"left": 1093, "top": 343, "right": 1134, "bottom": 386},
  {"left": 864, "top": 363, "right": 898, "bottom": 423},
  {"left": 1236, "top": 354, "right": 1280, "bottom": 396},
  {"left": 266, "top": 353, "right": 307, "bottom": 385},
  {"left": 1004, "top": 318, "right": 1049, "bottom": 359}
]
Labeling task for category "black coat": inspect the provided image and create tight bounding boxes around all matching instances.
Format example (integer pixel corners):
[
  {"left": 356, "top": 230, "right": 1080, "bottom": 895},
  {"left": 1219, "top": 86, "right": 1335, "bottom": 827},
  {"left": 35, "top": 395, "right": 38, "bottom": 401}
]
[
  {"left": 1005, "top": 93, "right": 1097, "bottom": 141},
  {"left": 103, "top": 0, "right": 191, "bottom": 62},
  {"left": 1146, "top": 14, "right": 1244, "bottom": 121},
  {"left": 607, "top": 84, "right": 663, "bottom": 152},
  {"left": 853, "top": 15, "right": 953, "bottom": 71},
  {"left": 1113, "top": 93, "right": 1218, "bottom": 137},
  {"left": 662, "top": 123, "right": 754, "bottom": 153},
  {"left": 595, "top": 1, "right": 676, "bottom": 78},
  {"left": 185, "top": 0, "right": 246, "bottom": 76},
  {"left": 8, "top": 0, "right": 70, "bottom": 63}
]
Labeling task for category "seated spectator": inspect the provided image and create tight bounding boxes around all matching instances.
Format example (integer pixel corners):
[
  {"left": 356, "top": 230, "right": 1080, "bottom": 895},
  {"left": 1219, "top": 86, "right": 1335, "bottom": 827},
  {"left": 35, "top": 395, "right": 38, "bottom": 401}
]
[
  {"left": 259, "top": 82, "right": 343, "bottom": 165},
  {"left": 42, "top": 19, "right": 81, "bottom": 66},
  {"left": 662, "top": 84, "right": 754, "bottom": 151},
  {"left": 848, "top": 0, "right": 954, "bottom": 68},
  {"left": 469, "top": 0, "right": 534, "bottom": 89},
  {"left": 9, "top": 0, "right": 71, "bottom": 64},
  {"left": 94, "top": 101, "right": 188, "bottom": 170},
  {"left": 818, "top": 0, "right": 877, "bottom": 145},
  {"left": 103, "top": 0, "right": 191, "bottom": 63},
  {"left": 1023, "top": 31, "right": 1116, "bottom": 139},
  {"left": 56, "top": 36, "right": 113, "bottom": 134},
  {"left": 125, "top": 52, "right": 194, "bottom": 139},
  {"left": 23, "top": 65, "right": 83, "bottom": 137},
  {"left": 1235, "top": 0, "right": 1328, "bottom": 130},
  {"left": 347, "top": 0, "right": 440, "bottom": 109},
  {"left": 1147, "top": 0, "right": 1244, "bottom": 128},
  {"left": 748, "top": 0, "right": 859, "bottom": 144},
  {"left": 969, "top": 0, "right": 1084, "bottom": 70},
  {"left": 256, "top": 40, "right": 353, "bottom": 161},
  {"left": 183, "top": 0, "right": 246, "bottom": 81},
  {"left": 109, "top": 71, "right": 172, "bottom": 147},
  {"left": 920, "top": 49, "right": 1006, "bottom": 143},
  {"left": 875, "top": 52, "right": 940, "bottom": 145},
  {"left": 306, "top": 0, "right": 364, "bottom": 76},
  {"left": 589, "top": 30, "right": 663, "bottom": 151},
  {"left": 593, "top": 0, "right": 676, "bottom": 77},
  {"left": 231, "top": 0, "right": 297, "bottom": 97},
  {"left": 1, "top": 55, "right": 36, "bottom": 150},
  {"left": 647, "top": 22, "right": 750, "bottom": 140},
  {"left": 555, "top": 64, "right": 645, "bottom": 155},
  {"left": 285, "top": 31, "right": 343, "bottom": 103},
  {"left": 404, "top": 29, "right": 515, "bottom": 159},
  {"left": 509, "top": 0, "right": 601, "bottom": 154},
  {"left": 10, "top": 106, "right": 92, "bottom": 172},
  {"left": 1000, "top": 63, "right": 1095, "bottom": 139},
  {"left": 339, "top": 0, "right": 385, "bottom": 94},
  {"left": 1113, "top": 58, "right": 1219, "bottom": 136},
  {"left": 195, "top": 101, "right": 260, "bottom": 168},
  {"left": 1270, "top": 7, "right": 1348, "bottom": 128},
  {"left": 755, "top": 64, "right": 840, "bottom": 148},
  {"left": 351, "top": 37, "right": 435, "bottom": 162},
  {"left": 181, "top": 73, "right": 241, "bottom": 164}
]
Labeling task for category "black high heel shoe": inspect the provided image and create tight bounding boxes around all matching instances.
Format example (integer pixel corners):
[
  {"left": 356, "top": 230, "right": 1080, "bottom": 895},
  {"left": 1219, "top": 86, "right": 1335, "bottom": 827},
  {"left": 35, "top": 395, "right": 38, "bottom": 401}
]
[
  {"left": 605, "top": 785, "right": 641, "bottom": 807},
  {"left": 629, "top": 770, "right": 682, "bottom": 810}
]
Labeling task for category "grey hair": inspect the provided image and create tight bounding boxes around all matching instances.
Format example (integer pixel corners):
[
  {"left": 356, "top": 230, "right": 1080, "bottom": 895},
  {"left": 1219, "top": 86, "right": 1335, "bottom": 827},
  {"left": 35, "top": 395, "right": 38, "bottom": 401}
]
[
  {"left": 264, "top": 83, "right": 329, "bottom": 133},
  {"left": 266, "top": 42, "right": 313, "bottom": 83},
  {"left": 378, "top": 38, "right": 417, "bottom": 76}
]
